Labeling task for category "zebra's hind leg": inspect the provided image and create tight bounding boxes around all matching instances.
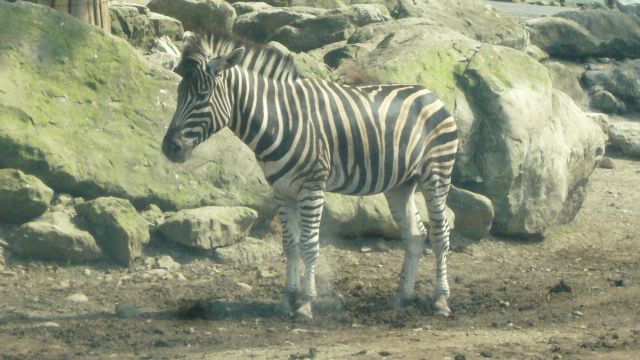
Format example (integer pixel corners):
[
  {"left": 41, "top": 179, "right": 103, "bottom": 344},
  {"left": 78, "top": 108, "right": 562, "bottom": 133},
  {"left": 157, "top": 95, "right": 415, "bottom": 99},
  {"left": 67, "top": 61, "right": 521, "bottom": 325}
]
[
  {"left": 384, "top": 181, "right": 427, "bottom": 307},
  {"left": 294, "top": 187, "right": 325, "bottom": 320},
  {"left": 420, "top": 173, "right": 452, "bottom": 317},
  {"left": 275, "top": 203, "right": 302, "bottom": 316}
]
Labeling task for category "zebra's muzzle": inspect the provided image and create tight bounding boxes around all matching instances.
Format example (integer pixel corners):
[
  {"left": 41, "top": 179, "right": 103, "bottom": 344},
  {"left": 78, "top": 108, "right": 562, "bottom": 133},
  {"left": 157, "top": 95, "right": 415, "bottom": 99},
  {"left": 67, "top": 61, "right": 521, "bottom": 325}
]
[{"left": 162, "top": 132, "right": 191, "bottom": 163}]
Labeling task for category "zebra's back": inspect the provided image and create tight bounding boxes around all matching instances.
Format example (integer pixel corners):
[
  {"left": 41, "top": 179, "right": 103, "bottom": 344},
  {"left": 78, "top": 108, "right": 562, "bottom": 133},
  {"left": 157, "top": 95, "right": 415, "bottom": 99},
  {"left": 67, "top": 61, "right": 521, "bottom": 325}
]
[{"left": 294, "top": 79, "right": 457, "bottom": 196}]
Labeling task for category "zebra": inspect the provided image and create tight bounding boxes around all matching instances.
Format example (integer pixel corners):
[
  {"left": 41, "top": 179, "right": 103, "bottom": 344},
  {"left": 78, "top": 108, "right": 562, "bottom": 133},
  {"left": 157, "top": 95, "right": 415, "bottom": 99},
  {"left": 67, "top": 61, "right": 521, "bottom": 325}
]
[{"left": 162, "top": 33, "right": 458, "bottom": 320}]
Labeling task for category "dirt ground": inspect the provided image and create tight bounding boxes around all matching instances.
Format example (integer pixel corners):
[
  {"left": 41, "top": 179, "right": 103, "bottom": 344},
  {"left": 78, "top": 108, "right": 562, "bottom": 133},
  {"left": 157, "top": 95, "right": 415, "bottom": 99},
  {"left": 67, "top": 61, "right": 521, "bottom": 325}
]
[{"left": 0, "top": 153, "right": 639, "bottom": 360}]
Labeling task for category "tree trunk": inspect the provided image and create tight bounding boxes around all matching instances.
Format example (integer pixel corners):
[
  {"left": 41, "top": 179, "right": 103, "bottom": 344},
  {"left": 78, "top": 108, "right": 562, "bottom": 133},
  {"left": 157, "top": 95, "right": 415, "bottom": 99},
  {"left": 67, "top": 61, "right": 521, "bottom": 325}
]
[{"left": 25, "top": 0, "right": 110, "bottom": 33}]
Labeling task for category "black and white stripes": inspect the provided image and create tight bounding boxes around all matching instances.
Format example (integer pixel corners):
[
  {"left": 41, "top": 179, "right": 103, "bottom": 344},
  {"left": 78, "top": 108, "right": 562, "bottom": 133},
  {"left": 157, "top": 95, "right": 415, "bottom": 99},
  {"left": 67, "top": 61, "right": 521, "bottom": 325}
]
[{"left": 162, "top": 34, "right": 458, "bottom": 319}]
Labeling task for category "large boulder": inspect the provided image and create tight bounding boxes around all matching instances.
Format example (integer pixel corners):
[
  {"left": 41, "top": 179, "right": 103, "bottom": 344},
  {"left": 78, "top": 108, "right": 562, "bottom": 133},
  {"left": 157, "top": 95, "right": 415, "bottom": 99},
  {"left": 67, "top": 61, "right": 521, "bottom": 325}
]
[
  {"left": 0, "top": 2, "right": 270, "bottom": 213},
  {"left": 9, "top": 211, "right": 103, "bottom": 262},
  {"left": 157, "top": 206, "right": 258, "bottom": 250},
  {"left": 608, "top": 121, "right": 640, "bottom": 158},
  {"left": 75, "top": 197, "right": 150, "bottom": 266},
  {"left": 458, "top": 46, "right": 605, "bottom": 236},
  {"left": 147, "top": 0, "right": 236, "bottom": 33},
  {"left": 0, "top": 169, "right": 54, "bottom": 224},
  {"left": 583, "top": 60, "right": 640, "bottom": 113},
  {"left": 527, "top": 10, "right": 640, "bottom": 59}
]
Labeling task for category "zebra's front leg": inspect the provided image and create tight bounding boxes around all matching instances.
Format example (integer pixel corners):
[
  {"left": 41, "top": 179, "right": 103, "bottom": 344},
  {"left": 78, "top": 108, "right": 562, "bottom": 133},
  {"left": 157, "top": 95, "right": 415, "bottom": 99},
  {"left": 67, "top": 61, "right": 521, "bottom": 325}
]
[
  {"left": 295, "top": 188, "right": 325, "bottom": 320},
  {"left": 275, "top": 204, "right": 302, "bottom": 316}
]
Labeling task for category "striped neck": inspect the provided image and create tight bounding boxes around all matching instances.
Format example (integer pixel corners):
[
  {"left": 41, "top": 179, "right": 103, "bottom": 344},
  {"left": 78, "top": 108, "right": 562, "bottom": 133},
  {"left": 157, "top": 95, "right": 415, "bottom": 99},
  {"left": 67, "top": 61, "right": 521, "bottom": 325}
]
[{"left": 226, "top": 67, "right": 287, "bottom": 160}]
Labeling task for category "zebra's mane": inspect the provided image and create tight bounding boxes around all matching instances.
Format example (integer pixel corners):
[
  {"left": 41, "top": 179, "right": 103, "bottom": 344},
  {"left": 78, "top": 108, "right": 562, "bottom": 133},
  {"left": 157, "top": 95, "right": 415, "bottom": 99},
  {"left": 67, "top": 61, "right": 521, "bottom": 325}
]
[{"left": 179, "top": 32, "right": 301, "bottom": 81}]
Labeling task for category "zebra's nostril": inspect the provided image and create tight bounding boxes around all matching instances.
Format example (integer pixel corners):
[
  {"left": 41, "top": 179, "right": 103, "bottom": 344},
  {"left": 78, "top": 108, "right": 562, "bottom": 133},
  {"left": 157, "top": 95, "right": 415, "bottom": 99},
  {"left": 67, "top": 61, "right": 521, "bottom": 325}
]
[{"left": 170, "top": 141, "right": 182, "bottom": 154}]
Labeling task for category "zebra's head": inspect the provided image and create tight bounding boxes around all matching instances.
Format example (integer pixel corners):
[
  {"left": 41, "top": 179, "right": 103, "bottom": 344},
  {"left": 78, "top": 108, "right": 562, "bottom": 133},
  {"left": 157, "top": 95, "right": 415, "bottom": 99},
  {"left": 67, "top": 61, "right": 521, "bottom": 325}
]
[{"left": 162, "top": 34, "right": 245, "bottom": 163}]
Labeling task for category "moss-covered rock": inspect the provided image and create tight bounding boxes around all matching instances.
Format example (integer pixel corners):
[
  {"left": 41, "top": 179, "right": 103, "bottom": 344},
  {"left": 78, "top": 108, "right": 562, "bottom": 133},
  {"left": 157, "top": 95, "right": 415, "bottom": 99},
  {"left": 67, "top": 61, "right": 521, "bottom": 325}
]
[
  {"left": 10, "top": 211, "right": 103, "bottom": 262},
  {"left": 157, "top": 206, "right": 258, "bottom": 251},
  {"left": 0, "top": 169, "right": 54, "bottom": 224},
  {"left": 0, "top": 2, "right": 272, "bottom": 214},
  {"left": 458, "top": 45, "right": 605, "bottom": 236},
  {"left": 75, "top": 197, "right": 150, "bottom": 266}
]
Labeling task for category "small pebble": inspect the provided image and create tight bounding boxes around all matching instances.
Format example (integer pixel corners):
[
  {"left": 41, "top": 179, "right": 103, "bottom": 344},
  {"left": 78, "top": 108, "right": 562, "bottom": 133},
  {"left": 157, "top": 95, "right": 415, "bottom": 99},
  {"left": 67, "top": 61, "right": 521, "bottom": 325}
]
[
  {"left": 572, "top": 310, "right": 584, "bottom": 317},
  {"left": 598, "top": 157, "right": 616, "bottom": 169},
  {"left": 237, "top": 282, "right": 253, "bottom": 292},
  {"left": 65, "top": 293, "right": 88, "bottom": 303}
]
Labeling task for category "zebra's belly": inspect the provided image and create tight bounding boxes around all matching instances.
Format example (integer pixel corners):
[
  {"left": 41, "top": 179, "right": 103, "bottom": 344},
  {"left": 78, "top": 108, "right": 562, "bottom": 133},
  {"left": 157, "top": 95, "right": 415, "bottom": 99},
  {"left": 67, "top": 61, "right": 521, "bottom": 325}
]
[{"left": 324, "top": 159, "right": 422, "bottom": 196}]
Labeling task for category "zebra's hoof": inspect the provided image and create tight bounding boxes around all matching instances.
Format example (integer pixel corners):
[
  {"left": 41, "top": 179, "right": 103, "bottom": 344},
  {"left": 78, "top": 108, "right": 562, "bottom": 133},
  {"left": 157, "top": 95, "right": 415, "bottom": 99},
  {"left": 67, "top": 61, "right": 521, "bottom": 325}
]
[
  {"left": 275, "top": 301, "right": 294, "bottom": 317},
  {"left": 393, "top": 294, "right": 414, "bottom": 308},
  {"left": 295, "top": 302, "right": 314, "bottom": 321},
  {"left": 432, "top": 298, "right": 451, "bottom": 317}
]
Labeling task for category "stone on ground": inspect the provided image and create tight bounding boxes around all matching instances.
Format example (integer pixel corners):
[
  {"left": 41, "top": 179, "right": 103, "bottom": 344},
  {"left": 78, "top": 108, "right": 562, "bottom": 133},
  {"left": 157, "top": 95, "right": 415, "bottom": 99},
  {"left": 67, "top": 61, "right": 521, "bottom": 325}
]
[
  {"left": 156, "top": 255, "right": 181, "bottom": 271},
  {"left": 157, "top": 206, "right": 258, "bottom": 250},
  {"left": 0, "top": 169, "right": 54, "bottom": 224},
  {"left": 608, "top": 121, "right": 640, "bottom": 158},
  {"left": 446, "top": 186, "right": 494, "bottom": 240},
  {"left": 75, "top": 197, "right": 150, "bottom": 266},
  {"left": 148, "top": 0, "right": 236, "bottom": 33},
  {"left": 9, "top": 211, "right": 102, "bottom": 262},
  {"left": 214, "top": 237, "right": 281, "bottom": 267}
]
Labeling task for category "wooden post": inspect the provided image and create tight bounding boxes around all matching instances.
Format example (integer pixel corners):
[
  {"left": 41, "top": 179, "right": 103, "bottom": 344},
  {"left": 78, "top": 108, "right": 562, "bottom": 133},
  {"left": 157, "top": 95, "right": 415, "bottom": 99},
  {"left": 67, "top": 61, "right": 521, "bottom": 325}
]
[{"left": 25, "top": 0, "right": 111, "bottom": 33}]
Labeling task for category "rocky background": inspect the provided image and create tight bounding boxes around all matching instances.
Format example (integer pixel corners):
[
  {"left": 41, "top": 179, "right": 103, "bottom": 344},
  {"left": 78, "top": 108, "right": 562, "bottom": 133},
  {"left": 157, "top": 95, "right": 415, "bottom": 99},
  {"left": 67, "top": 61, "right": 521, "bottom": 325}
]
[
  {"left": 1, "top": 1, "right": 640, "bottom": 358},
  {"left": 0, "top": 0, "right": 638, "bottom": 271}
]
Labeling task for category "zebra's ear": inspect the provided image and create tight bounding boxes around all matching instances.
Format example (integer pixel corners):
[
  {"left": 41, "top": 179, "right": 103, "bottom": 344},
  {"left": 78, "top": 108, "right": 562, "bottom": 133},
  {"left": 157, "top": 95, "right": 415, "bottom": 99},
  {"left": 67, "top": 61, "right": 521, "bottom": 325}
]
[{"left": 224, "top": 47, "right": 245, "bottom": 68}]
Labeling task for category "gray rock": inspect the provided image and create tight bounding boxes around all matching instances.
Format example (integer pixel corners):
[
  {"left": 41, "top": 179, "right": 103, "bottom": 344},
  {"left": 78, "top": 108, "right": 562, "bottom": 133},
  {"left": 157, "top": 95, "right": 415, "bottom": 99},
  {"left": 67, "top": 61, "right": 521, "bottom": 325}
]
[
  {"left": 544, "top": 61, "right": 588, "bottom": 109},
  {"left": 232, "top": 1, "right": 272, "bottom": 15},
  {"left": 148, "top": 0, "right": 236, "bottom": 33},
  {"left": 75, "top": 197, "right": 150, "bottom": 266},
  {"left": 214, "top": 237, "right": 281, "bottom": 267},
  {"left": 583, "top": 60, "right": 640, "bottom": 112},
  {"left": 148, "top": 12, "right": 184, "bottom": 42},
  {"left": 158, "top": 206, "right": 258, "bottom": 250},
  {"left": 140, "top": 203, "right": 165, "bottom": 231},
  {"left": 590, "top": 90, "right": 627, "bottom": 114},
  {"left": 65, "top": 293, "right": 89, "bottom": 303},
  {"left": 392, "top": 0, "right": 528, "bottom": 49},
  {"left": 457, "top": 46, "right": 605, "bottom": 236},
  {"left": 609, "top": 121, "right": 640, "bottom": 158},
  {"left": 156, "top": 255, "right": 181, "bottom": 271},
  {"left": 598, "top": 157, "right": 616, "bottom": 169},
  {"left": 585, "top": 112, "right": 610, "bottom": 141},
  {"left": 446, "top": 186, "right": 494, "bottom": 240},
  {"left": 109, "top": 3, "right": 183, "bottom": 49},
  {"left": 233, "top": 7, "right": 320, "bottom": 42},
  {"left": 0, "top": 169, "right": 54, "bottom": 224},
  {"left": 270, "top": 4, "right": 390, "bottom": 52},
  {"left": 110, "top": 3, "right": 150, "bottom": 48},
  {"left": 10, "top": 211, "right": 102, "bottom": 262},
  {"left": 528, "top": 10, "right": 640, "bottom": 59},
  {"left": 270, "top": 14, "right": 353, "bottom": 52}
]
